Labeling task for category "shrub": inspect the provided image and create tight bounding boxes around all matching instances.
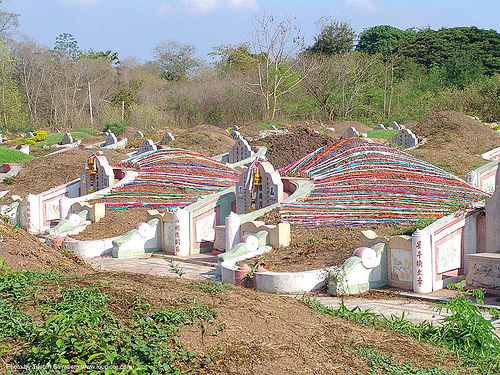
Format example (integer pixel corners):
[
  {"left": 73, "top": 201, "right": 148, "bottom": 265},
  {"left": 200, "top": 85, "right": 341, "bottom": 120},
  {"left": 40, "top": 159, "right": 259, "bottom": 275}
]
[{"left": 103, "top": 120, "right": 126, "bottom": 135}]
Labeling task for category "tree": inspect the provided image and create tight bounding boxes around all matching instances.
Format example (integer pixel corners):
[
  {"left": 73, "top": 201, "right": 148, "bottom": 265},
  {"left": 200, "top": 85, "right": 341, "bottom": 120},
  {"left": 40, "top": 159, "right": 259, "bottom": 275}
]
[
  {"left": 307, "top": 18, "right": 356, "bottom": 56},
  {"left": 52, "top": 33, "right": 81, "bottom": 60},
  {"left": 357, "top": 26, "right": 413, "bottom": 118},
  {"left": 152, "top": 40, "right": 201, "bottom": 81},
  {"left": 0, "top": 42, "right": 27, "bottom": 130},
  {"left": 0, "top": 0, "right": 19, "bottom": 41},
  {"left": 242, "top": 14, "right": 317, "bottom": 120},
  {"left": 302, "top": 52, "right": 380, "bottom": 120},
  {"left": 210, "top": 43, "right": 260, "bottom": 73}
]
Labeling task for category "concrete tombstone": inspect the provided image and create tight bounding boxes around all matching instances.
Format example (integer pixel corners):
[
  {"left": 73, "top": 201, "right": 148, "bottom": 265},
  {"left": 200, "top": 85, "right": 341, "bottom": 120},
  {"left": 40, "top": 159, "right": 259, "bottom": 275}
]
[
  {"left": 228, "top": 134, "right": 254, "bottom": 163},
  {"left": 343, "top": 127, "right": 360, "bottom": 138},
  {"left": 392, "top": 128, "right": 418, "bottom": 149},
  {"left": 61, "top": 132, "right": 73, "bottom": 145}
]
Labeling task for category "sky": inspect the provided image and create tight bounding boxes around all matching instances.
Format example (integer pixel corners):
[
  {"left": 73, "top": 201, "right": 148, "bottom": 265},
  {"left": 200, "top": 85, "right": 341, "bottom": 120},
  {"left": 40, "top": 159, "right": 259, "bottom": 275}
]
[{"left": 6, "top": 0, "right": 500, "bottom": 63}]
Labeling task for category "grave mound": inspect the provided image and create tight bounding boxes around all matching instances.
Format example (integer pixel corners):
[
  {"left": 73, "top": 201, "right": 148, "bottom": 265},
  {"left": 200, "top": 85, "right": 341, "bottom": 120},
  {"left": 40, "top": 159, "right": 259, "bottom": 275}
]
[
  {"left": 0, "top": 220, "right": 86, "bottom": 272},
  {"left": 0, "top": 149, "right": 124, "bottom": 199},
  {"left": 280, "top": 138, "right": 486, "bottom": 227},
  {"left": 256, "top": 127, "right": 333, "bottom": 169},
  {"left": 410, "top": 110, "right": 499, "bottom": 177}
]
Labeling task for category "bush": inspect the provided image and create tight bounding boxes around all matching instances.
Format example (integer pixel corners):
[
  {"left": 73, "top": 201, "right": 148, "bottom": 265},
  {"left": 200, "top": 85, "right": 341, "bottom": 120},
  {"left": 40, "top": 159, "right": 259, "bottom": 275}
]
[{"left": 103, "top": 120, "right": 126, "bottom": 135}]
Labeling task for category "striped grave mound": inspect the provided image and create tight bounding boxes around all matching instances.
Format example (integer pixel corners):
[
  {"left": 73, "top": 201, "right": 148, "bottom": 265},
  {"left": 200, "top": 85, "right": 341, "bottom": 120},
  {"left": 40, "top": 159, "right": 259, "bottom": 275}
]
[
  {"left": 102, "top": 148, "right": 240, "bottom": 210},
  {"left": 279, "top": 138, "right": 487, "bottom": 227}
]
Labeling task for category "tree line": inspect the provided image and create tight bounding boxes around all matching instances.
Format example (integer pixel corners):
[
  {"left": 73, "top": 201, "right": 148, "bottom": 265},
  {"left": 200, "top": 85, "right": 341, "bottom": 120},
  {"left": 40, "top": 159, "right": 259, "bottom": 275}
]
[{"left": 0, "top": 7, "right": 498, "bottom": 133}]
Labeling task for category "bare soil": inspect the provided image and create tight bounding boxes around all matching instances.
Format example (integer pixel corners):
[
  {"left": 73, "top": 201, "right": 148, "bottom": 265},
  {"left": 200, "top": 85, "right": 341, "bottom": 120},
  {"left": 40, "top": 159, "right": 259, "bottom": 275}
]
[
  {"left": 0, "top": 148, "right": 126, "bottom": 199},
  {"left": 254, "top": 127, "right": 334, "bottom": 169},
  {"left": 0, "top": 220, "right": 87, "bottom": 273},
  {"left": 0, "top": 218, "right": 466, "bottom": 374},
  {"left": 239, "top": 209, "right": 405, "bottom": 272},
  {"left": 409, "top": 110, "right": 500, "bottom": 178},
  {"left": 49, "top": 272, "right": 462, "bottom": 375},
  {"left": 71, "top": 206, "right": 153, "bottom": 240}
]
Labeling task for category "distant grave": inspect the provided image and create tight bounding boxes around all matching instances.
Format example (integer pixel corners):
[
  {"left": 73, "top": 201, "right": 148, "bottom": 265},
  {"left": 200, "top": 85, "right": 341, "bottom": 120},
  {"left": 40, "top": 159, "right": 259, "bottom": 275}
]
[
  {"left": 228, "top": 133, "right": 254, "bottom": 163},
  {"left": 392, "top": 128, "right": 418, "bottom": 149},
  {"left": 136, "top": 139, "right": 157, "bottom": 155},
  {"left": 343, "top": 127, "right": 360, "bottom": 138},
  {"left": 61, "top": 132, "right": 73, "bottom": 145},
  {"left": 160, "top": 132, "right": 175, "bottom": 145}
]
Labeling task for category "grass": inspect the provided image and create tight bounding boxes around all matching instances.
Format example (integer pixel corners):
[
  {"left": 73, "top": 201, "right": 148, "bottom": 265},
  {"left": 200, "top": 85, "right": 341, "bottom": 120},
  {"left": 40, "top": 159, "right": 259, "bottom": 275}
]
[
  {"left": 35, "top": 131, "right": 95, "bottom": 147},
  {"left": 366, "top": 129, "right": 399, "bottom": 140},
  {"left": 0, "top": 268, "right": 216, "bottom": 373},
  {"left": 303, "top": 287, "right": 500, "bottom": 374},
  {"left": 72, "top": 127, "right": 102, "bottom": 135},
  {"left": 0, "top": 147, "right": 34, "bottom": 163}
]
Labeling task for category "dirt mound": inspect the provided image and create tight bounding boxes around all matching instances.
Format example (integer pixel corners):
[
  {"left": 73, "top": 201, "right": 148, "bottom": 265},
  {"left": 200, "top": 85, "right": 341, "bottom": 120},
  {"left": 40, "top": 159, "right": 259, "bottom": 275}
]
[
  {"left": 0, "top": 220, "right": 86, "bottom": 272},
  {"left": 410, "top": 110, "right": 500, "bottom": 177},
  {"left": 71, "top": 206, "right": 152, "bottom": 240},
  {"left": 33, "top": 272, "right": 459, "bottom": 375},
  {"left": 145, "top": 125, "right": 235, "bottom": 157},
  {"left": 256, "top": 127, "right": 334, "bottom": 169},
  {"left": 0, "top": 148, "right": 126, "bottom": 198}
]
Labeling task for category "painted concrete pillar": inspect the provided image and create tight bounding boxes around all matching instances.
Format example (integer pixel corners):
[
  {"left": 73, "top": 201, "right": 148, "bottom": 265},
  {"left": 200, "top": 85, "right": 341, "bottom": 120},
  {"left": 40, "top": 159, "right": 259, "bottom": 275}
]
[
  {"left": 173, "top": 208, "right": 190, "bottom": 256},
  {"left": 486, "top": 170, "right": 500, "bottom": 253},
  {"left": 412, "top": 229, "right": 433, "bottom": 293},
  {"left": 59, "top": 196, "right": 72, "bottom": 221},
  {"left": 225, "top": 212, "right": 241, "bottom": 252}
]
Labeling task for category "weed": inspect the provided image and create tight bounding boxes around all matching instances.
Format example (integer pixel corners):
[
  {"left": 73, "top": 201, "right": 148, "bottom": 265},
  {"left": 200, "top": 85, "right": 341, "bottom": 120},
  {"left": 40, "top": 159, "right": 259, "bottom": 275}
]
[
  {"left": 165, "top": 259, "right": 186, "bottom": 278},
  {"left": 191, "top": 280, "right": 229, "bottom": 295},
  {"left": 0, "top": 269, "right": 217, "bottom": 373},
  {"left": 3, "top": 177, "right": 13, "bottom": 185},
  {"left": 303, "top": 288, "right": 500, "bottom": 374}
]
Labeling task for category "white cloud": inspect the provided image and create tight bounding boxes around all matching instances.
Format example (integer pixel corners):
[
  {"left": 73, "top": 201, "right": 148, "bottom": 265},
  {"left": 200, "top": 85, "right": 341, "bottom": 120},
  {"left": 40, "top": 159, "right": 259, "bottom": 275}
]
[
  {"left": 156, "top": 2, "right": 173, "bottom": 17},
  {"left": 184, "top": 0, "right": 258, "bottom": 14},
  {"left": 65, "top": 0, "right": 99, "bottom": 6},
  {"left": 347, "top": 0, "right": 376, "bottom": 13}
]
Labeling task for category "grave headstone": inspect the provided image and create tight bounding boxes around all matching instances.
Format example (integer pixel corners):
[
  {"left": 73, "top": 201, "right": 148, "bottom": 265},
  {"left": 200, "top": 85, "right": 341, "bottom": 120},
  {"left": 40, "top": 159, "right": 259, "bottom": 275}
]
[
  {"left": 80, "top": 152, "right": 115, "bottom": 195},
  {"left": 486, "top": 171, "right": 500, "bottom": 253},
  {"left": 104, "top": 131, "right": 117, "bottom": 146},
  {"left": 228, "top": 134, "right": 254, "bottom": 163},
  {"left": 229, "top": 130, "right": 241, "bottom": 140},
  {"left": 160, "top": 132, "right": 175, "bottom": 145},
  {"left": 374, "top": 124, "right": 386, "bottom": 130},
  {"left": 235, "top": 160, "right": 283, "bottom": 214},
  {"left": 392, "top": 128, "right": 418, "bottom": 149},
  {"left": 136, "top": 139, "right": 157, "bottom": 155},
  {"left": 343, "top": 127, "right": 360, "bottom": 138},
  {"left": 134, "top": 131, "right": 144, "bottom": 138},
  {"left": 61, "top": 132, "right": 73, "bottom": 145},
  {"left": 271, "top": 125, "right": 278, "bottom": 131},
  {"left": 387, "top": 121, "right": 401, "bottom": 130}
]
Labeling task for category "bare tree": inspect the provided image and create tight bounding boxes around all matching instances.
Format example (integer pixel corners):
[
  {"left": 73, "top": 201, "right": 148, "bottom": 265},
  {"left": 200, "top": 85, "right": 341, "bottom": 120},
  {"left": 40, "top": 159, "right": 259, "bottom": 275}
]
[
  {"left": 243, "top": 14, "right": 317, "bottom": 120},
  {"left": 0, "top": 0, "right": 19, "bottom": 41}
]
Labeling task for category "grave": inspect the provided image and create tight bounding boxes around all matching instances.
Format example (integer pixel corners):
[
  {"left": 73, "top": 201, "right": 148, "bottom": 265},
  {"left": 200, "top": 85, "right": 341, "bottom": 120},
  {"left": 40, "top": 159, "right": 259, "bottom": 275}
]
[
  {"left": 160, "top": 132, "right": 175, "bottom": 145},
  {"left": 134, "top": 131, "right": 144, "bottom": 138},
  {"left": 392, "top": 128, "right": 418, "bottom": 149},
  {"left": 387, "top": 121, "right": 401, "bottom": 130},
  {"left": 343, "top": 127, "right": 360, "bottom": 138},
  {"left": 80, "top": 152, "right": 115, "bottom": 195},
  {"left": 61, "top": 132, "right": 73, "bottom": 145},
  {"left": 104, "top": 131, "right": 117, "bottom": 146},
  {"left": 228, "top": 133, "right": 254, "bottom": 163},
  {"left": 136, "top": 139, "right": 157, "bottom": 155},
  {"left": 24, "top": 132, "right": 34, "bottom": 139},
  {"left": 235, "top": 160, "right": 283, "bottom": 214},
  {"left": 374, "top": 124, "right": 386, "bottom": 130}
]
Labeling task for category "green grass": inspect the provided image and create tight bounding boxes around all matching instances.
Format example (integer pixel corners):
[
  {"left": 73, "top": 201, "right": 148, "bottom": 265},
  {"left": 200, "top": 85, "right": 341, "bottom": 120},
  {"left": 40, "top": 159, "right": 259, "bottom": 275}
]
[
  {"left": 0, "top": 147, "right": 34, "bottom": 163},
  {"left": 35, "top": 131, "right": 95, "bottom": 147},
  {"left": 72, "top": 127, "right": 103, "bottom": 135},
  {"left": 303, "top": 288, "right": 500, "bottom": 374},
  {"left": 0, "top": 268, "right": 216, "bottom": 373},
  {"left": 366, "top": 129, "right": 399, "bottom": 140}
]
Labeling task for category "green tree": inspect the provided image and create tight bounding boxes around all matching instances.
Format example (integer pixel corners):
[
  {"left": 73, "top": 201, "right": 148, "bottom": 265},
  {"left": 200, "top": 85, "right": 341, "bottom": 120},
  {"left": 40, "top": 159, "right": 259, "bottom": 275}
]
[
  {"left": 307, "top": 19, "right": 356, "bottom": 56},
  {"left": 0, "top": 42, "right": 27, "bottom": 130},
  {"left": 52, "top": 33, "right": 81, "bottom": 59},
  {"left": 210, "top": 43, "right": 261, "bottom": 73},
  {"left": 356, "top": 25, "right": 412, "bottom": 55}
]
